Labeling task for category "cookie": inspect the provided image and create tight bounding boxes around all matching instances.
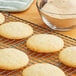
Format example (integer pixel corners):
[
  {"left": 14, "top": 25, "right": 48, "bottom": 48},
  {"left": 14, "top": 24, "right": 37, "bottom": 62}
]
[
  {"left": 0, "top": 22, "right": 33, "bottom": 39},
  {"left": 27, "top": 34, "right": 64, "bottom": 53},
  {"left": 22, "top": 63, "right": 65, "bottom": 76},
  {"left": 59, "top": 46, "right": 76, "bottom": 68},
  {"left": 0, "top": 48, "right": 29, "bottom": 70},
  {"left": 0, "top": 13, "right": 5, "bottom": 24}
]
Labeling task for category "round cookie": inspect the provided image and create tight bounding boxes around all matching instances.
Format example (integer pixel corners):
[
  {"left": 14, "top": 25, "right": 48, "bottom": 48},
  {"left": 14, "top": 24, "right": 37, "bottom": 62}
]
[
  {"left": 0, "top": 48, "right": 29, "bottom": 70},
  {"left": 0, "top": 13, "right": 5, "bottom": 24},
  {"left": 27, "top": 34, "right": 64, "bottom": 53},
  {"left": 0, "top": 22, "right": 33, "bottom": 39},
  {"left": 59, "top": 46, "right": 76, "bottom": 68},
  {"left": 22, "top": 63, "right": 65, "bottom": 76}
]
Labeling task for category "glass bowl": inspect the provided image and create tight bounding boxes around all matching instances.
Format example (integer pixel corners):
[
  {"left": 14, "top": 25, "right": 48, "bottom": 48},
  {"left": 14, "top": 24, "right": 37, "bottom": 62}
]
[{"left": 36, "top": 0, "right": 76, "bottom": 31}]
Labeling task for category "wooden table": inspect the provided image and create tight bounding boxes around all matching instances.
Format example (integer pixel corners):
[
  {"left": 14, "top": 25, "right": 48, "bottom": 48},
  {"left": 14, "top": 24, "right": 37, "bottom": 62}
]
[{"left": 11, "top": 0, "right": 76, "bottom": 39}]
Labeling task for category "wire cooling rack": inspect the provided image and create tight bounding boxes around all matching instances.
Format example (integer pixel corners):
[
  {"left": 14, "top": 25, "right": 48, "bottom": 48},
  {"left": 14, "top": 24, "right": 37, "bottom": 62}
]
[{"left": 0, "top": 12, "right": 76, "bottom": 76}]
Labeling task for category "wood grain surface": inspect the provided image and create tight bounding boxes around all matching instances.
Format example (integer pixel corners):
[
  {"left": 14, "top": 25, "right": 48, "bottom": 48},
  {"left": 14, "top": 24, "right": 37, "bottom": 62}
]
[{"left": 11, "top": 0, "right": 76, "bottom": 39}]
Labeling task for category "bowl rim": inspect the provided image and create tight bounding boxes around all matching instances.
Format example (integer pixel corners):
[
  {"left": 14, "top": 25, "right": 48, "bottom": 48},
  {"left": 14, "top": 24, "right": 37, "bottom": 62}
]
[{"left": 36, "top": 0, "right": 76, "bottom": 15}]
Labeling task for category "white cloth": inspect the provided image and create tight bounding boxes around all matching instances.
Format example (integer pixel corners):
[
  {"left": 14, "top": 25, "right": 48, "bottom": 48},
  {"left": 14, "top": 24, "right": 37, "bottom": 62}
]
[{"left": 0, "top": 0, "right": 34, "bottom": 12}]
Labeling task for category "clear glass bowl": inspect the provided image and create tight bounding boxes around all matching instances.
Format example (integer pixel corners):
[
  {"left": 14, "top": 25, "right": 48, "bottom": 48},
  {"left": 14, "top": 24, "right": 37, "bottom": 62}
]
[{"left": 36, "top": 0, "right": 76, "bottom": 31}]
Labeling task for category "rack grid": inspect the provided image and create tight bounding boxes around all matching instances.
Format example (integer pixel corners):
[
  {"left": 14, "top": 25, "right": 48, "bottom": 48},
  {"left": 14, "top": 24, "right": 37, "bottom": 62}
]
[{"left": 0, "top": 12, "right": 76, "bottom": 76}]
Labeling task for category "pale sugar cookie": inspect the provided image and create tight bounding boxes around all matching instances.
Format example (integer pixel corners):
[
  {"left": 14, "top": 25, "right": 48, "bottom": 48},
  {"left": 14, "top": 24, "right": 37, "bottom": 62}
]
[
  {"left": 0, "top": 22, "right": 33, "bottom": 39},
  {"left": 0, "top": 13, "right": 5, "bottom": 24},
  {"left": 59, "top": 46, "right": 76, "bottom": 68},
  {"left": 27, "top": 34, "right": 64, "bottom": 53},
  {"left": 22, "top": 63, "right": 65, "bottom": 76},
  {"left": 0, "top": 48, "right": 29, "bottom": 70}
]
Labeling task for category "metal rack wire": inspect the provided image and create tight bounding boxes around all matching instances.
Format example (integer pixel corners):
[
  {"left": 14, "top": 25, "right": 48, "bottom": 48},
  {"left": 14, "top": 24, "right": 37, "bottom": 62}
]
[{"left": 0, "top": 12, "right": 76, "bottom": 76}]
